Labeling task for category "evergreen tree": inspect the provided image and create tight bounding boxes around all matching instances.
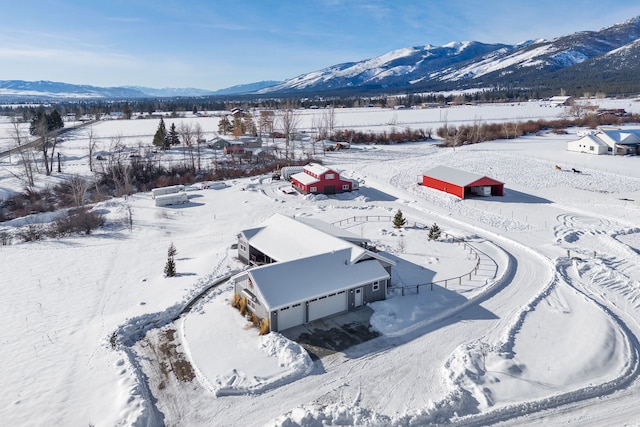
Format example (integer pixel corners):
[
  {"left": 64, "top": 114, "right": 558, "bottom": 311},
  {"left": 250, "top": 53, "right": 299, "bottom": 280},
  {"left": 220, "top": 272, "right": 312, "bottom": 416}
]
[
  {"left": 168, "top": 122, "right": 180, "bottom": 146},
  {"left": 122, "top": 102, "right": 132, "bottom": 120},
  {"left": 48, "top": 110, "right": 64, "bottom": 131},
  {"left": 29, "top": 109, "right": 64, "bottom": 136},
  {"left": 152, "top": 118, "right": 168, "bottom": 150},
  {"left": 428, "top": 222, "right": 442, "bottom": 241},
  {"left": 393, "top": 209, "right": 407, "bottom": 228},
  {"left": 164, "top": 242, "right": 177, "bottom": 277}
]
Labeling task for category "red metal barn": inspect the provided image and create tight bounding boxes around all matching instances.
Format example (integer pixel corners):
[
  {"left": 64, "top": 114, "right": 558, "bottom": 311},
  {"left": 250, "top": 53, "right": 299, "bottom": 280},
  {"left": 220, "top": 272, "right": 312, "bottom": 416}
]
[
  {"left": 291, "top": 163, "right": 357, "bottom": 195},
  {"left": 422, "top": 165, "right": 504, "bottom": 198}
]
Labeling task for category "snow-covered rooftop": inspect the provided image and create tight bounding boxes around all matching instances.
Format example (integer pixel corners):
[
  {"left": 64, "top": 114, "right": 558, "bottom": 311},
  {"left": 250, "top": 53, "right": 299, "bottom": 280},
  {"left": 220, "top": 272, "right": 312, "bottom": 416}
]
[
  {"left": 424, "top": 165, "right": 503, "bottom": 187},
  {"left": 240, "top": 213, "right": 369, "bottom": 264},
  {"left": 243, "top": 250, "right": 389, "bottom": 311}
]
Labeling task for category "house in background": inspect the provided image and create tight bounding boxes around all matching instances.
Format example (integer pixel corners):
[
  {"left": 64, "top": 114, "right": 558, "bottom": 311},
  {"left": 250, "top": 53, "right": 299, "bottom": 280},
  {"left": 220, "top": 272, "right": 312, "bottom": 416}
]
[
  {"left": 223, "top": 142, "right": 245, "bottom": 155},
  {"left": 232, "top": 213, "right": 395, "bottom": 332},
  {"left": 207, "top": 136, "right": 232, "bottom": 150},
  {"left": 239, "top": 136, "right": 263, "bottom": 149},
  {"left": 548, "top": 95, "right": 572, "bottom": 107},
  {"left": 567, "top": 127, "right": 640, "bottom": 155},
  {"left": 290, "top": 163, "right": 359, "bottom": 195},
  {"left": 421, "top": 165, "right": 504, "bottom": 199}
]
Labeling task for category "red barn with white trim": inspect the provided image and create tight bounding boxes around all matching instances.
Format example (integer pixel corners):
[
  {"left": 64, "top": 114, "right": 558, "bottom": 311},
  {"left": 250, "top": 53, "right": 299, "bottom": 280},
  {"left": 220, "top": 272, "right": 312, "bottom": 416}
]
[
  {"left": 291, "top": 163, "right": 358, "bottom": 195},
  {"left": 421, "top": 165, "right": 504, "bottom": 198}
]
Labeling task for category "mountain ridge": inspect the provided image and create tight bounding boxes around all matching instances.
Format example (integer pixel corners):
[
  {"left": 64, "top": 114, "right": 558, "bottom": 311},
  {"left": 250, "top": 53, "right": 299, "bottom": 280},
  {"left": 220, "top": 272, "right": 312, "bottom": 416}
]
[{"left": 2, "top": 15, "right": 639, "bottom": 100}]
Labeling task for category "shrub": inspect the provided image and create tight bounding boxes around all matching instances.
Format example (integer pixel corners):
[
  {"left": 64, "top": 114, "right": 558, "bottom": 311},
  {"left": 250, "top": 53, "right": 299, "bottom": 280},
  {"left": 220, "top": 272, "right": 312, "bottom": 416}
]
[
  {"left": 0, "top": 231, "right": 12, "bottom": 245},
  {"left": 17, "top": 223, "right": 45, "bottom": 242},
  {"left": 259, "top": 318, "right": 270, "bottom": 335},
  {"left": 54, "top": 208, "right": 106, "bottom": 236},
  {"left": 231, "top": 293, "right": 241, "bottom": 309},
  {"left": 251, "top": 312, "right": 260, "bottom": 327}
]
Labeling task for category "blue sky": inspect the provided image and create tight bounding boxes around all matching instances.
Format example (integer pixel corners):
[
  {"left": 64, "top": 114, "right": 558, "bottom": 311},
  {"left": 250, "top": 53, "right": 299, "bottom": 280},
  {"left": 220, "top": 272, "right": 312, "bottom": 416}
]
[{"left": 2, "top": 0, "right": 640, "bottom": 91}]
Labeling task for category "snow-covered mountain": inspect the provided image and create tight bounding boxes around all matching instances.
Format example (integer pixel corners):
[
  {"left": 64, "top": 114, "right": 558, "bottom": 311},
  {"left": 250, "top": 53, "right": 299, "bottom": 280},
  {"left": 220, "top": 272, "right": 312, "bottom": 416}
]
[
  {"left": 2, "top": 16, "right": 639, "bottom": 100},
  {"left": 0, "top": 80, "right": 280, "bottom": 101},
  {"left": 259, "top": 16, "right": 640, "bottom": 94},
  {"left": 0, "top": 80, "right": 148, "bottom": 100}
]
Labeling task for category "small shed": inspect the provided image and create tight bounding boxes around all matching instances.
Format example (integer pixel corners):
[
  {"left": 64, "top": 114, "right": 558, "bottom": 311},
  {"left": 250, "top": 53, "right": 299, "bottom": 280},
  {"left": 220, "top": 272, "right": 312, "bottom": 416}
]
[
  {"left": 151, "top": 184, "right": 185, "bottom": 199},
  {"left": 155, "top": 192, "right": 188, "bottom": 206},
  {"left": 421, "top": 166, "right": 504, "bottom": 198}
]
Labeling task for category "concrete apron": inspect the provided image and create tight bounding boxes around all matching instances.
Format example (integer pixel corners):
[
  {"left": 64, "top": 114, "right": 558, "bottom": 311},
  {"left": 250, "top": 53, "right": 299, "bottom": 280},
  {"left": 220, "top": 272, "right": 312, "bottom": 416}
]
[{"left": 279, "top": 306, "right": 379, "bottom": 360}]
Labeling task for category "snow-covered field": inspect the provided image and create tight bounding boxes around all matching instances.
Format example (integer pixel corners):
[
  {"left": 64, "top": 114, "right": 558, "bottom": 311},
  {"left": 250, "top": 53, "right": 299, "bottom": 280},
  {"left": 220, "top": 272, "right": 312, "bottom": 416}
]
[{"left": 2, "top": 99, "right": 640, "bottom": 426}]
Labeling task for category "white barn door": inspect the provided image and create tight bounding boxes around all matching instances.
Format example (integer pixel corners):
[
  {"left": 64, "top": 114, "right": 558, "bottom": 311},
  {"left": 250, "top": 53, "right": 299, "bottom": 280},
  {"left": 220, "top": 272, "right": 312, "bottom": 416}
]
[{"left": 308, "top": 291, "right": 347, "bottom": 322}]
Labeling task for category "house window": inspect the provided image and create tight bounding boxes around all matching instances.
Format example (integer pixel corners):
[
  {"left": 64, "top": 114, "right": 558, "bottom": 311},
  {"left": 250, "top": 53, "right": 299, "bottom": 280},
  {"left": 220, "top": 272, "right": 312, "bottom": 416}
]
[
  {"left": 325, "top": 173, "right": 335, "bottom": 179},
  {"left": 342, "top": 184, "right": 350, "bottom": 190},
  {"left": 372, "top": 281, "right": 380, "bottom": 291},
  {"left": 310, "top": 186, "right": 317, "bottom": 192}
]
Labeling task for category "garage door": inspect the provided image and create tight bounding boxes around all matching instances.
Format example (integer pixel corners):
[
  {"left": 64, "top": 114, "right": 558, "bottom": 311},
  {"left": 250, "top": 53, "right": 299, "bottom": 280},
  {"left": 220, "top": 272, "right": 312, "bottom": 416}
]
[
  {"left": 308, "top": 291, "right": 348, "bottom": 322},
  {"left": 277, "top": 303, "right": 304, "bottom": 331}
]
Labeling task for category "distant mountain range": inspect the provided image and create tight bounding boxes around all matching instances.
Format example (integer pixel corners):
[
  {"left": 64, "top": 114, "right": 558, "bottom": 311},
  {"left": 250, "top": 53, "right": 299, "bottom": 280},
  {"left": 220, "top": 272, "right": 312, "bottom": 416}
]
[
  {"left": 2, "top": 15, "right": 640, "bottom": 101},
  {"left": 259, "top": 16, "right": 640, "bottom": 95},
  {"left": 0, "top": 80, "right": 280, "bottom": 101}
]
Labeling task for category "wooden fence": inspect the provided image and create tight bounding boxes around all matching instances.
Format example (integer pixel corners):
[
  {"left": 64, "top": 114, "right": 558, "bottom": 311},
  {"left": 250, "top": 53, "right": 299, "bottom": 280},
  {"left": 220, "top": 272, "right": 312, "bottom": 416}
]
[{"left": 332, "top": 215, "right": 482, "bottom": 295}]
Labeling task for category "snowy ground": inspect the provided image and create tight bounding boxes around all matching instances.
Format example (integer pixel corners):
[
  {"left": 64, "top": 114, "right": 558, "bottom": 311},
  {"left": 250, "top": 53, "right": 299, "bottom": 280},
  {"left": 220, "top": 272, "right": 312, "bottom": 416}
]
[{"left": 2, "top": 99, "right": 640, "bottom": 426}]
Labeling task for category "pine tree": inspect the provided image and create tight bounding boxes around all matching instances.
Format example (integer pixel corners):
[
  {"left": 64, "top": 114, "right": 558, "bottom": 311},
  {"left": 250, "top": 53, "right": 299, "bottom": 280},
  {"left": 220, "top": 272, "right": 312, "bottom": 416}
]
[
  {"left": 428, "top": 222, "right": 442, "bottom": 241},
  {"left": 153, "top": 118, "right": 168, "bottom": 150},
  {"left": 122, "top": 102, "right": 132, "bottom": 120},
  {"left": 168, "top": 123, "right": 180, "bottom": 146},
  {"left": 393, "top": 209, "right": 407, "bottom": 228},
  {"left": 164, "top": 242, "right": 177, "bottom": 277}
]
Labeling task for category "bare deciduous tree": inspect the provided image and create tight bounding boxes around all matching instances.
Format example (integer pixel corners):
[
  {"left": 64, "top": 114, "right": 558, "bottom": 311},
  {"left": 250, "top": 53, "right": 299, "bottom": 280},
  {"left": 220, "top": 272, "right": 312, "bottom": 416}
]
[
  {"left": 9, "top": 116, "right": 35, "bottom": 189},
  {"left": 194, "top": 123, "right": 203, "bottom": 172},
  {"left": 259, "top": 110, "right": 275, "bottom": 143},
  {"left": 87, "top": 126, "right": 98, "bottom": 172},
  {"left": 180, "top": 122, "right": 196, "bottom": 171},
  {"left": 32, "top": 114, "right": 56, "bottom": 176},
  {"left": 69, "top": 175, "right": 89, "bottom": 208},
  {"left": 277, "top": 106, "right": 301, "bottom": 160}
]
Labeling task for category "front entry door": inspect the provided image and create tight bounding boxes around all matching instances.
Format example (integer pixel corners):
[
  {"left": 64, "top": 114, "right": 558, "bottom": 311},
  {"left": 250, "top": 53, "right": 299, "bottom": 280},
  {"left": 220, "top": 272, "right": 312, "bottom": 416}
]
[{"left": 354, "top": 287, "right": 363, "bottom": 308}]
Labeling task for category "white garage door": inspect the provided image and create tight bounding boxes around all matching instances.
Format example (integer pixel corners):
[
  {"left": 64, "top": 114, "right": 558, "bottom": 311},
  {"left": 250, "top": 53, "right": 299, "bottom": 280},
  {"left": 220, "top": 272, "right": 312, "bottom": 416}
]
[
  {"left": 277, "top": 303, "right": 304, "bottom": 331},
  {"left": 308, "top": 291, "right": 348, "bottom": 322}
]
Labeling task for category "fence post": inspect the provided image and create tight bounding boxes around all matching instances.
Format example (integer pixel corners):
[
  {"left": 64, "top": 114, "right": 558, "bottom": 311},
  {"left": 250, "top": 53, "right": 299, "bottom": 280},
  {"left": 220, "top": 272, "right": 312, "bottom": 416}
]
[
  {"left": 402, "top": 287, "right": 405, "bottom": 296},
  {"left": 416, "top": 285, "right": 419, "bottom": 294},
  {"left": 431, "top": 282, "right": 433, "bottom": 291},
  {"left": 445, "top": 279, "right": 448, "bottom": 289}
]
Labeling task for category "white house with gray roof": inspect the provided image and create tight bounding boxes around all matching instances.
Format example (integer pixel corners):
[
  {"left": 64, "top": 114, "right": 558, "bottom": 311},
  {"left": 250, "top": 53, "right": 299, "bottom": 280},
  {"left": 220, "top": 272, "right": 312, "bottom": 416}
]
[{"left": 568, "top": 127, "right": 640, "bottom": 155}]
